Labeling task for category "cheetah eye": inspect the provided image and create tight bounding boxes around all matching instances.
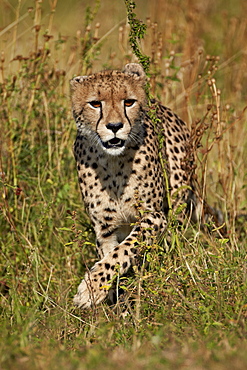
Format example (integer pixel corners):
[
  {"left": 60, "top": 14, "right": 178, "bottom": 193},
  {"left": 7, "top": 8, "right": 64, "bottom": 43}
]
[
  {"left": 89, "top": 101, "right": 102, "bottom": 108},
  {"left": 124, "top": 99, "right": 136, "bottom": 107}
]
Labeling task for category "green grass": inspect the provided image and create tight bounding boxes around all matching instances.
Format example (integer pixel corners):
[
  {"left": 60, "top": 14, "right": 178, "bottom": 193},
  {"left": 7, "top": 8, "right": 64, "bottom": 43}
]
[{"left": 0, "top": 0, "right": 247, "bottom": 369}]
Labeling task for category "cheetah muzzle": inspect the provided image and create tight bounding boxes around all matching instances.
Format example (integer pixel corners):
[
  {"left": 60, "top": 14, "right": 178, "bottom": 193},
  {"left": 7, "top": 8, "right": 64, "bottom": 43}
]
[{"left": 70, "top": 63, "right": 199, "bottom": 309}]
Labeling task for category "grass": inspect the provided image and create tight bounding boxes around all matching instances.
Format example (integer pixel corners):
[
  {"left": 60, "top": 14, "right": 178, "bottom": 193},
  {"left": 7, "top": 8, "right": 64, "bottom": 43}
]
[{"left": 0, "top": 0, "right": 247, "bottom": 369}]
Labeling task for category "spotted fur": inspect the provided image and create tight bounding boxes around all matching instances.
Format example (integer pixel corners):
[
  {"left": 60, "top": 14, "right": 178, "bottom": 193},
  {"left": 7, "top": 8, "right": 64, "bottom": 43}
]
[{"left": 71, "top": 63, "right": 197, "bottom": 308}]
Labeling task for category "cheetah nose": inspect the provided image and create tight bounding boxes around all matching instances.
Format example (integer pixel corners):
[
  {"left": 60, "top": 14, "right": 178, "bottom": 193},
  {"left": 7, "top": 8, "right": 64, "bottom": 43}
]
[{"left": 106, "top": 122, "right": 123, "bottom": 133}]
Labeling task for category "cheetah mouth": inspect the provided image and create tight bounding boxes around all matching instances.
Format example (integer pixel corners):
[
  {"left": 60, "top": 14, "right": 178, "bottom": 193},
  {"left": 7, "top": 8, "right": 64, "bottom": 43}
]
[{"left": 102, "top": 138, "right": 125, "bottom": 149}]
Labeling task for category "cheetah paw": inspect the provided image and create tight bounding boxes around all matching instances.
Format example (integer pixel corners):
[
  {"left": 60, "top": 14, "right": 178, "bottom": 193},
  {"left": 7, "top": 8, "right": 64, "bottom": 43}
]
[{"left": 73, "top": 271, "right": 110, "bottom": 309}]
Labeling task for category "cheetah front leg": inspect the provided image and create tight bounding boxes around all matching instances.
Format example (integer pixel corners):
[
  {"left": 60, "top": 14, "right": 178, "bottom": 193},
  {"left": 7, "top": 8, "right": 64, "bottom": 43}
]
[{"left": 74, "top": 212, "right": 167, "bottom": 308}]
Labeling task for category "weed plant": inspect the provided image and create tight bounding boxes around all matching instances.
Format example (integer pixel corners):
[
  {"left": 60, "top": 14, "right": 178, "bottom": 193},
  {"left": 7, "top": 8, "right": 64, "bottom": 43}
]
[{"left": 0, "top": 0, "right": 247, "bottom": 369}]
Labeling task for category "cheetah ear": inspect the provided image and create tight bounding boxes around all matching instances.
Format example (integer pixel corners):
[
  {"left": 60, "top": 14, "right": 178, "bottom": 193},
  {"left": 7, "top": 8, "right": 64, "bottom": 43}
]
[
  {"left": 70, "top": 75, "right": 87, "bottom": 89},
  {"left": 123, "top": 63, "right": 146, "bottom": 79}
]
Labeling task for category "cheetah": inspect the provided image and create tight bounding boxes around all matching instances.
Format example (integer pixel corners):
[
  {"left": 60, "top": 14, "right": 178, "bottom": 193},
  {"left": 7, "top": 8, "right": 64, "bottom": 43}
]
[{"left": 71, "top": 63, "right": 202, "bottom": 309}]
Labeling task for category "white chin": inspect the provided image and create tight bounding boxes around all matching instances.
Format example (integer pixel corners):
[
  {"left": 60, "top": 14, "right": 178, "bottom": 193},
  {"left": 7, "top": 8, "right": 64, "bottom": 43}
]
[{"left": 103, "top": 146, "right": 125, "bottom": 156}]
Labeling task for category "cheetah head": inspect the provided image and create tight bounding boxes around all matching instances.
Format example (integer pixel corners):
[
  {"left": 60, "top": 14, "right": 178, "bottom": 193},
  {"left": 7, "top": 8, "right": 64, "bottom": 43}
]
[{"left": 70, "top": 63, "right": 147, "bottom": 156}]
